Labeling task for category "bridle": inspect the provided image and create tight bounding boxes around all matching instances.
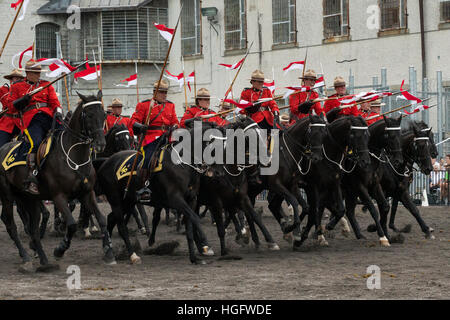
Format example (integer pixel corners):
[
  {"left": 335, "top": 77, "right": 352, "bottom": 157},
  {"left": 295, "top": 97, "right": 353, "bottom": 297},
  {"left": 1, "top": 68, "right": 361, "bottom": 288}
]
[{"left": 60, "top": 100, "right": 104, "bottom": 171}]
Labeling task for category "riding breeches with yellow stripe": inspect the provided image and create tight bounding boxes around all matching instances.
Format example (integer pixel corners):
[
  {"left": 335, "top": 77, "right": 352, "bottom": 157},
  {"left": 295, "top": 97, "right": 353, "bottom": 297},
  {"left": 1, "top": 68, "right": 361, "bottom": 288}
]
[{"left": 23, "top": 113, "right": 53, "bottom": 154}]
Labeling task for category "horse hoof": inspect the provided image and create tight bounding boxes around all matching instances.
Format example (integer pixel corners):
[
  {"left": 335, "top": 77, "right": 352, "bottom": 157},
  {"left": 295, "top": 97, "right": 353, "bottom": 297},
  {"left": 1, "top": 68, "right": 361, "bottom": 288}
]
[
  {"left": 341, "top": 229, "right": 351, "bottom": 238},
  {"left": 18, "top": 261, "right": 34, "bottom": 273},
  {"left": 318, "top": 235, "right": 329, "bottom": 246},
  {"left": 91, "top": 226, "right": 99, "bottom": 233},
  {"left": 36, "top": 264, "right": 60, "bottom": 273},
  {"left": 130, "top": 252, "right": 142, "bottom": 265},
  {"left": 103, "top": 248, "right": 117, "bottom": 265},
  {"left": 428, "top": 227, "right": 434, "bottom": 233},
  {"left": 425, "top": 234, "right": 435, "bottom": 240},
  {"left": 192, "top": 259, "right": 207, "bottom": 265},
  {"left": 366, "top": 224, "right": 377, "bottom": 233},
  {"left": 139, "top": 227, "right": 146, "bottom": 235},
  {"left": 53, "top": 247, "right": 65, "bottom": 259},
  {"left": 202, "top": 246, "right": 215, "bottom": 256},
  {"left": 283, "top": 232, "right": 293, "bottom": 243},
  {"left": 379, "top": 236, "right": 391, "bottom": 247},
  {"left": 267, "top": 243, "right": 280, "bottom": 251}
]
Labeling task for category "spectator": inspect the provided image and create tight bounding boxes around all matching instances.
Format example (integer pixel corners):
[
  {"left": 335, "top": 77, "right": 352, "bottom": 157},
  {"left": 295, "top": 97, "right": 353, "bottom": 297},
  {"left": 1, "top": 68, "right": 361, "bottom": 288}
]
[
  {"left": 432, "top": 158, "right": 441, "bottom": 170},
  {"left": 440, "top": 154, "right": 450, "bottom": 204}
]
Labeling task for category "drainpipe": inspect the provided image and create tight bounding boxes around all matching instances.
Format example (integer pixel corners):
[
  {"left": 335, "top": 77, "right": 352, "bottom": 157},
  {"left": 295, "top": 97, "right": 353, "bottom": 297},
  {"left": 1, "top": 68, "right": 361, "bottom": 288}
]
[{"left": 419, "top": 0, "right": 426, "bottom": 80}]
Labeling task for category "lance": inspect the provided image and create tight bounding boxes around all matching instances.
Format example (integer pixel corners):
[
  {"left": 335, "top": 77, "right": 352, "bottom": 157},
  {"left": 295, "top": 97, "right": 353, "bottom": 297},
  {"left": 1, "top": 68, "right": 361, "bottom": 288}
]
[
  {"left": 0, "top": 0, "right": 24, "bottom": 59},
  {"left": 436, "top": 137, "right": 450, "bottom": 146},
  {"left": 366, "top": 98, "right": 432, "bottom": 120},
  {"left": 57, "top": 35, "right": 71, "bottom": 112},
  {"left": 399, "top": 103, "right": 436, "bottom": 119},
  {"left": 135, "top": 61, "right": 140, "bottom": 104},
  {"left": 182, "top": 56, "right": 189, "bottom": 108},
  {"left": 123, "top": 5, "right": 183, "bottom": 200},
  {"left": 221, "top": 41, "right": 254, "bottom": 109},
  {"left": 193, "top": 61, "right": 197, "bottom": 100},
  {"left": 320, "top": 62, "right": 329, "bottom": 97}
]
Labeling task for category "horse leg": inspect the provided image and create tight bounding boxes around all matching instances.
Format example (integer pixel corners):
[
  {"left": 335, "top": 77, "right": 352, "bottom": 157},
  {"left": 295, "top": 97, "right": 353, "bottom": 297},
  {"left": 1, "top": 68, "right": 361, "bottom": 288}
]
[
  {"left": 136, "top": 204, "right": 150, "bottom": 235},
  {"left": 16, "top": 201, "right": 31, "bottom": 236},
  {"left": 39, "top": 201, "right": 50, "bottom": 239},
  {"left": 268, "top": 193, "right": 291, "bottom": 238},
  {"left": 79, "top": 191, "right": 116, "bottom": 264},
  {"left": 371, "top": 183, "right": 392, "bottom": 241},
  {"left": 242, "top": 197, "right": 278, "bottom": 250},
  {"left": 389, "top": 197, "right": 400, "bottom": 232},
  {"left": 325, "top": 183, "right": 346, "bottom": 231},
  {"left": 148, "top": 206, "right": 162, "bottom": 247},
  {"left": 52, "top": 193, "right": 78, "bottom": 259},
  {"left": 1, "top": 199, "right": 32, "bottom": 266},
  {"left": 270, "top": 183, "right": 301, "bottom": 234},
  {"left": 78, "top": 204, "right": 92, "bottom": 238},
  {"left": 343, "top": 193, "right": 366, "bottom": 239},
  {"left": 399, "top": 191, "right": 434, "bottom": 239},
  {"left": 355, "top": 186, "right": 390, "bottom": 246},
  {"left": 210, "top": 204, "right": 228, "bottom": 256},
  {"left": 116, "top": 204, "right": 141, "bottom": 264}
]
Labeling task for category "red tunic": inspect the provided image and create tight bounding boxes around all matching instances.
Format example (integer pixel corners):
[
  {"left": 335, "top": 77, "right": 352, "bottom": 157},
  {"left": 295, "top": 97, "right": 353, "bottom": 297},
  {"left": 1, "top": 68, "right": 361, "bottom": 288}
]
[
  {"left": 362, "top": 111, "right": 383, "bottom": 126},
  {"left": 129, "top": 99, "right": 179, "bottom": 145},
  {"left": 9, "top": 80, "right": 60, "bottom": 130},
  {"left": 180, "top": 106, "right": 228, "bottom": 128},
  {"left": 323, "top": 93, "right": 360, "bottom": 117},
  {"left": 105, "top": 113, "right": 133, "bottom": 136},
  {"left": 0, "top": 84, "right": 18, "bottom": 133},
  {"left": 239, "top": 87, "right": 279, "bottom": 126},
  {"left": 289, "top": 90, "right": 323, "bottom": 122}
]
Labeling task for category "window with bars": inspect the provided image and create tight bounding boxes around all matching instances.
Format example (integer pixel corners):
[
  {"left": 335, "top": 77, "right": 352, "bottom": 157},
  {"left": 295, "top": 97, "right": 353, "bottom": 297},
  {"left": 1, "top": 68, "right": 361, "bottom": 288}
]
[
  {"left": 225, "top": 0, "right": 247, "bottom": 51},
  {"left": 323, "top": 0, "right": 349, "bottom": 39},
  {"left": 35, "top": 23, "right": 59, "bottom": 59},
  {"left": 379, "top": 0, "right": 407, "bottom": 30},
  {"left": 71, "top": 5, "right": 168, "bottom": 62},
  {"left": 181, "top": 0, "right": 202, "bottom": 56},
  {"left": 441, "top": 0, "right": 450, "bottom": 22},
  {"left": 272, "top": 0, "right": 296, "bottom": 45}
]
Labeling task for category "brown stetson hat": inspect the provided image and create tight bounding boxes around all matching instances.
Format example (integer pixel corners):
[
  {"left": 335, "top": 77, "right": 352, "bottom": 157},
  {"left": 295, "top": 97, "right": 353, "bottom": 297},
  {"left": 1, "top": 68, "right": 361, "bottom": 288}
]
[
  {"left": 196, "top": 88, "right": 210, "bottom": 99},
  {"left": 371, "top": 99, "right": 386, "bottom": 107},
  {"left": 153, "top": 79, "right": 169, "bottom": 92},
  {"left": 18, "top": 59, "right": 48, "bottom": 73},
  {"left": 299, "top": 69, "right": 317, "bottom": 81},
  {"left": 249, "top": 70, "right": 265, "bottom": 81},
  {"left": 333, "top": 76, "right": 346, "bottom": 87},
  {"left": 4, "top": 69, "right": 24, "bottom": 80},
  {"left": 108, "top": 98, "right": 123, "bottom": 108}
]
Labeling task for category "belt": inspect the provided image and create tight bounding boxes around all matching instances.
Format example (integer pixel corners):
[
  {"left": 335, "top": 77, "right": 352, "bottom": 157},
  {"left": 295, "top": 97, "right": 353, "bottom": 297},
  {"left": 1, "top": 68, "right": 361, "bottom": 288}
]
[
  {"left": 147, "top": 125, "right": 168, "bottom": 131},
  {"left": 4, "top": 113, "right": 21, "bottom": 118},
  {"left": 23, "top": 103, "right": 48, "bottom": 113}
]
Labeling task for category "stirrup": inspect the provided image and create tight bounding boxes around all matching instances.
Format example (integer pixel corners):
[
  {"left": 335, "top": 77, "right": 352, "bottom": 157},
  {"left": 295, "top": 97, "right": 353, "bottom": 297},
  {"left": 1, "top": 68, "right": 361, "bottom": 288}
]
[{"left": 136, "top": 187, "right": 151, "bottom": 203}]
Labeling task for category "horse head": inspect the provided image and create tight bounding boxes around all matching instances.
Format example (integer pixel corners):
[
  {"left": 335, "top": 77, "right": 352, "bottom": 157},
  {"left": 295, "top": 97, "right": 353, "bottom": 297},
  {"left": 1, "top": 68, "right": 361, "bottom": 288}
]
[
  {"left": 307, "top": 113, "right": 327, "bottom": 163},
  {"left": 74, "top": 90, "right": 106, "bottom": 153},
  {"left": 106, "top": 124, "right": 132, "bottom": 154},
  {"left": 380, "top": 116, "right": 403, "bottom": 168},
  {"left": 409, "top": 121, "right": 433, "bottom": 175},
  {"left": 347, "top": 116, "right": 371, "bottom": 169},
  {"left": 415, "top": 121, "right": 438, "bottom": 159}
]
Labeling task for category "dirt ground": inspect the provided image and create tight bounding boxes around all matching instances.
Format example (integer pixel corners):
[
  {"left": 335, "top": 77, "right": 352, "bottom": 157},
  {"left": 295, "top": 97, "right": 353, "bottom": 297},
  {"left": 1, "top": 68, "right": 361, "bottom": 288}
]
[{"left": 0, "top": 202, "right": 448, "bottom": 300}]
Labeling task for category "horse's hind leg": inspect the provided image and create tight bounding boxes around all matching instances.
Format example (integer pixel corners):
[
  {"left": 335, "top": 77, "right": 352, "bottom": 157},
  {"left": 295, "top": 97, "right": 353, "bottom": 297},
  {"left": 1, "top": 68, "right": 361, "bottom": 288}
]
[
  {"left": 116, "top": 204, "right": 141, "bottom": 264},
  {"left": 80, "top": 191, "right": 116, "bottom": 264},
  {"left": 39, "top": 201, "right": 50, "bottom": 239},
  {"left": 389, "top": 198, "right": 400, "bottom": 232},
  {"left": 400, "top": 192, "right": 434, "bottom": 239},
  {"left": 148, "top": 206, "right": 162, "bottom": 247},
  {"left": 136, "top": 204, "right": 150, "bottom": 235},
  {"left": 1, "top": 198, "right": 32, "bottom": 266}
]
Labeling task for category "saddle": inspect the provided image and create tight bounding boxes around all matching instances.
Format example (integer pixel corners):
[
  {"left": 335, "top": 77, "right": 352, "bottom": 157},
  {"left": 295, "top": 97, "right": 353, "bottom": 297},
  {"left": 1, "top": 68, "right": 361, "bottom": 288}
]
[{"left": 1, "top": 135, "right": 54, "bottom": 171}]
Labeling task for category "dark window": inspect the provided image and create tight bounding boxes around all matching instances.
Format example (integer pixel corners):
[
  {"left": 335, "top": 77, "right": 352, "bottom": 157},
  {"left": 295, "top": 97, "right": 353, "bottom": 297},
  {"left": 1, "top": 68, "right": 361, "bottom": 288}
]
[
  {"left": 272, "top": 0, "right": 296, "bottom": 45},
  {"left": 181, "top": 0, "right": 202, "bottom": 56},
  {"left": 441, "top": 0, "right": 450, "bottom": 22},
  {"left": 225, "top": 0, "right": 247, "bottom": 50},
  {"left": 35, "top": 23, "right": 59, "bottom": 59},
  {"left": 323, "top": 0, "right": 349, "bottom": 39},
  {"left": 380, "top": 0, "right": 407, "bottom": 30}
]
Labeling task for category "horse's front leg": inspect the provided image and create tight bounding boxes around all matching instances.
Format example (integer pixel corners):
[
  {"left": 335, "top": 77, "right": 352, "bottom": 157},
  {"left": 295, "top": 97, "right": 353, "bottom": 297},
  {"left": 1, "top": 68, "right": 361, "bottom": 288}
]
[
  {"left": 79, "top": 191, "right": 116, "bottom": 264},
  {"left": 53, "top": 193, "right": 78, "bottom": 259}
]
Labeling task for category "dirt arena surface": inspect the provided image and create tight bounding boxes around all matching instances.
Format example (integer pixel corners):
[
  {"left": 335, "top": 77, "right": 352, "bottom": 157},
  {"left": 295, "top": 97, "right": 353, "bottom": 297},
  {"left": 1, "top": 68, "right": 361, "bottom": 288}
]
[{"left": 0, "top": 203, "right": 448, "bottom": 300}]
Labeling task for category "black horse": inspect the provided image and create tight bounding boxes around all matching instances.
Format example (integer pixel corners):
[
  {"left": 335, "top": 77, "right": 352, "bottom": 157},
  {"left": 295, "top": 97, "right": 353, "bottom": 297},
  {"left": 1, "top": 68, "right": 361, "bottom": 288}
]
[
  {"left": 96, "top": 123, "right": 215, "bottom": 264},
  {"left": 246, "top": 114, "right": 327, "bottom": 248},
  {"left": 323, "top": 116, "right": 404, "bottom": 245},
  {"left": 367, "top": 119, "right": 435, "bottom": 239},
  {"left": 0, "top": 91, "right": 115, "bottom": 271},
  {"left": 293, "top": 115, "right": 372, "bottom": 248}
]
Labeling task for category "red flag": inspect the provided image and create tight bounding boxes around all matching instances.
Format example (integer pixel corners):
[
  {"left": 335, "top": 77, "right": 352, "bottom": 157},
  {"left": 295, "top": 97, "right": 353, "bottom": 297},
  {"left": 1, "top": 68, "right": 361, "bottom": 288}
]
[
  {"left": 398, "top": 80, "right": 423, "bottom": 104},
  {"left": 283, "top": 61, "right": 305, "bottom": 74},
  {"left": 74, "top": 63, "right": 101, "bottom": 82},
  {"left": 219, "top": 58, "right": 245, "bottom": 70},
  {"left": 154, "top": 23, "right": 174, "bottom": 43}
]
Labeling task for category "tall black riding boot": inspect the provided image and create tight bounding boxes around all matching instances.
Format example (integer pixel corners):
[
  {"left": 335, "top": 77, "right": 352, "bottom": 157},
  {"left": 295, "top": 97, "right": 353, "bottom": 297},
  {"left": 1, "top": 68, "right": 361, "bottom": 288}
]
[
  {"left": 24, "top": 153, "right": 39, "bottom": 195},
  {"left": 136, "top": 168, "right": 151, "bottom": 203}
]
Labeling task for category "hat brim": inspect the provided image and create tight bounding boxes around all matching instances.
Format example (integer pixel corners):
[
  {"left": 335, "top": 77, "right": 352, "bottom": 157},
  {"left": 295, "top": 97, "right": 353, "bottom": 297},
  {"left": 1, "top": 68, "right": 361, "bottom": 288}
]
[
  {"left": 18, "top": 68, "right": 49, "bottom": 73},
  {"left": 334, "top": 82, "right": 346, "bottom": 87},
  {"left": 4, "top": 74, "right": 24, "bottom": 80},
  {"left": 249, "top": 78, "right": 265, "bottom": 81},
  {"left": 111, "top": 104, "right": 123, "bottom": 107},
  {"left": 196, "top": 95, "right": 210, "bottom": 99},
  {"left": 299, "top": 77, "right": 317, "bottom": 80}
]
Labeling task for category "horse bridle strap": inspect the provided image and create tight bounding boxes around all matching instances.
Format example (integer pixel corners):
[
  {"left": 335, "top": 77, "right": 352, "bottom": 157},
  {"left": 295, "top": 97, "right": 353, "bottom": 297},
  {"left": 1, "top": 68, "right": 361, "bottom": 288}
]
[
  {"left": 385, "top": 127, "right": 401, "bottom": 131},
  {"left": 414, "top": 137, "right": 429, "bottom": 141},
  {"left": 350, "top": 126, "right": 368, "bottom": 130},
  {"left": 115, "top": 130, "right": 129, "bottom": 136},
  {"left": 83, "top": 101, "right": 103, "bottom": 108}
]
